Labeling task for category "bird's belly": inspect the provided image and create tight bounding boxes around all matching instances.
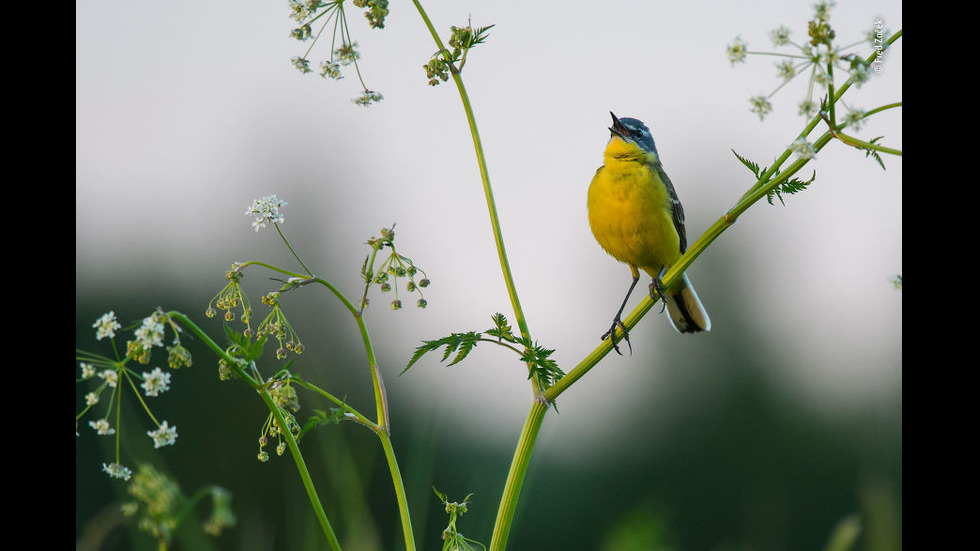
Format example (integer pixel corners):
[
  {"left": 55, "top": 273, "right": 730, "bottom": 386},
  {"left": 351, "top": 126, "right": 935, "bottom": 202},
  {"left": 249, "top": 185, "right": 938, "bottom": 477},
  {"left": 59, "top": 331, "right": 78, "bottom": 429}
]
[{"left": 588, "top": 165, "right": 680, "bottom": 274}]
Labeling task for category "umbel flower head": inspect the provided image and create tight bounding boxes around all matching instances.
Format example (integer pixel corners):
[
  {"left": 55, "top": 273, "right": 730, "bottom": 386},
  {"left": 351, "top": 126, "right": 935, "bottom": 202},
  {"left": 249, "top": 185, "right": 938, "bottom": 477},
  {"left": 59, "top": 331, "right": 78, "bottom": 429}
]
[
  {"left": 726, "top": 1, "right": 886, "bottom": 123},
  {"left": 245, "top": 195, "right": 287, "bottom": 231},
  {"left": 287, "top": 0, "right": 385, "bottom": 105}
]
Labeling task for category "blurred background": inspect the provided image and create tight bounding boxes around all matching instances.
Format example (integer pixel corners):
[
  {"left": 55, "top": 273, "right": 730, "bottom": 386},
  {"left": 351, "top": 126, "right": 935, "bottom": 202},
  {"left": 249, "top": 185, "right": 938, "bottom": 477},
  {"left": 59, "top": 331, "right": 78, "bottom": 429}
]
[{"left": 76, "top": 1, "right": 901, "bottom": 549}]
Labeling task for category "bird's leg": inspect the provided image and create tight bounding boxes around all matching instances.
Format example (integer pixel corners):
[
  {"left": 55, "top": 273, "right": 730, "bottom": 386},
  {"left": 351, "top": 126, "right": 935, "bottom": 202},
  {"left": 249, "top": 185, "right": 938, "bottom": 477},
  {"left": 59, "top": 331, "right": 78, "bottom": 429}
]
[
  {"left": 601, "top": 265, "right": 640, "bottom": 355},
  {"left": 649, "top": 267, "right": 669, "bottom": 314}
]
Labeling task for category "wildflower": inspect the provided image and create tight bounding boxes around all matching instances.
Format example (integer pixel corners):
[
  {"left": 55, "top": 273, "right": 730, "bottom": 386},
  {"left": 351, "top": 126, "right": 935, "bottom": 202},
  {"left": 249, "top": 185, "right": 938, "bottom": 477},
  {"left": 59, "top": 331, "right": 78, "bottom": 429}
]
[
  {"left": 727, "top": 36, "right": 748, "bottom": 65},
  {"left": 245, "top": 195, "right": 287, "bottom": 231},
  {"left": 353, "top": 90, "right": 384, "bottom": 107},
  {"left": 98, "top": 369, "right": 119, "bottom": 388},
  {"left": 93, "top": 312, "right": 122, "bottom": 341},
  {"left": 776, "top": 60, "right": 796, "bottom": 81},
  {"left": 90, "top": 418, "right": 116, "bottom": 435},
  {"left": 813, "top": 1, "right": 836, "bottom": 22},
  {"left": 103, "top": 462, "right": 133, "bottom": 481},
  {"left": 769, "top": 25, "right": 792, "bottom": 46},
  {"left": 789, "top": 137, "right": 817, "bottom": 160},
  {"left": 167, "top": 345, "right": 193, "bottom": 369},
  {"left": 749, "top": 95, "right": 773, "bottom": 121},
  {"left": 334, "top": 42, "right": 360, "bottom": 66},
  {"left": 841, "top": 109, "right": 866, "bottom": 131},
  {"left": 290, "top": 24, "right": 312, "bottom": 41},
  {"left": 320, "top": 61, "right": 342, "bottom": 80},
  {"left": 86, "top": 391, "right": 100, "bottom": 406},
  {"left": 148, "top": 421, "right": 179, "bottom": 448},
  {"left": 798, "top": 99, "right": 819, "bottom": 118},
  {"left": 141, "top": 367, "right": 172, "bottom": 397},
  {"left": 353, "top": 0, "right": 389, "bottom": 29},
  {"left": 135, "top": 315, "right": 165, "bottom": 350},
  {"left": 291, "top": 56, "right": 312, "bottom": 74},
  {"left": 80, "top": 362, "right": 97, "bottom": 379}
]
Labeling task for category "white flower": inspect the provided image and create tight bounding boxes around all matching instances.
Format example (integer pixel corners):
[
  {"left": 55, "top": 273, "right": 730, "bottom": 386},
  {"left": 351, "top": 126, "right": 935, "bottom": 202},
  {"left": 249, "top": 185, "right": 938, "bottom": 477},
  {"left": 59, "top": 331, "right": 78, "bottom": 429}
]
[
  {"left": 245, "top": 195, "right": 287, "bottom": 231},
  {"left": 135, "top": 315, "right": 165, "bottom": 349},
  {"left": 749, "top": 95, "right": 773, "bottom": 121},
  {"left": 93, "top": 311, "right": 122, "bottom": 341},
  {"left": 103, "top": 462, "right": 133, "bottom": 480},
  {"left": 148, "top": 421, "right": 178, "bottom": 448},
  {"left": 141, "top": 367, "right": 172, "bottom": 397},
  {"left": 769, "top": 25, "right": 792, "bottom": 46},
  {"left": 86, "top": 392, "right": 100, "bottom": 406},
  {"left": 789, "top": 137, "right": 817, "bottom": 160},
  {"left": 80, "top": 362, "right": 97, "bottom": 379},
  {"left": 98, "top": 369, "right": 119, "bottom": 388},
  {"left": 89, "top": 418, "right": 115, "bottom": 435},
  {"left": 727, "top": 36, "right": 748, "bottom": 65}
]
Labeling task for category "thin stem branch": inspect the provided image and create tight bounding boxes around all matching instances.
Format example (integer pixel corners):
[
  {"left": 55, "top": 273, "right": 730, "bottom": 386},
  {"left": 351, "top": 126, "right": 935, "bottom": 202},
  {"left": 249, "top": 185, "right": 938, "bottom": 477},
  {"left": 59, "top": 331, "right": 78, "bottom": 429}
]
[{"left": 166, "top": 312, "right": 340, "bottom": 549}]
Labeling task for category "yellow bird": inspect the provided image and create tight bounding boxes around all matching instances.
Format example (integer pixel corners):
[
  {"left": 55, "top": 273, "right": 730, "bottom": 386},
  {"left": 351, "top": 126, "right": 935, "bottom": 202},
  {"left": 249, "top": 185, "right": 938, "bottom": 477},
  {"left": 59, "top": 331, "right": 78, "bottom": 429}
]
[{"left": 588, "top": 112, "right": 710, "bottom": 354}]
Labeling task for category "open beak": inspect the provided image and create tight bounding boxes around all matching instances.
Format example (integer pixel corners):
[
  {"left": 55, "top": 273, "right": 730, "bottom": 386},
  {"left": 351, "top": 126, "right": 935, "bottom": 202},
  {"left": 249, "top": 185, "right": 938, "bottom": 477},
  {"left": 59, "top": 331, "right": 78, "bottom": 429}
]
[{"left": 608, "top": 112, "right": 628, "bottom": 139}]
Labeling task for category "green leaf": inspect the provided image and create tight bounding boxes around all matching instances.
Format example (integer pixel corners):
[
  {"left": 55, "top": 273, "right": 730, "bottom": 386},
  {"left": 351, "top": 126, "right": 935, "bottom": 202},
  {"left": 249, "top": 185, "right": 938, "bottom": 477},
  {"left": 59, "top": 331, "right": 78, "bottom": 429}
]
[
  {"left": 520, "top": 340, "right": 565, "bottom": 390},
  {"left": 224, "top": 324, "right": 267, "bottom": 362},
  {"left": 732, "top": 149, "right": 768, "bottom": 180},
  {"left": 864, "top": 136, "right": 887, "bottom": 170},
  {"left": 767, "top": 170, "right": 816, "bottom": 205},
  {"left": 485, "top": 312, "right": 519, "bottom": 344},
  {"left": 402, "top": 331, "right": 483, "bottom": 374},
  {"left": 296, "top": 407, "right": 347, "bottom": 442}
]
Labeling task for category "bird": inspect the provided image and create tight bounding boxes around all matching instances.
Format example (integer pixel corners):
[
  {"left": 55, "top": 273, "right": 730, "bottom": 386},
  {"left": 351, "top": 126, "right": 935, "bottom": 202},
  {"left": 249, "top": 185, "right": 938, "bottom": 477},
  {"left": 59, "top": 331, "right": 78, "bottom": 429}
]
[{"left": 587, "top": 112, "right": 710, "bottom": 354}]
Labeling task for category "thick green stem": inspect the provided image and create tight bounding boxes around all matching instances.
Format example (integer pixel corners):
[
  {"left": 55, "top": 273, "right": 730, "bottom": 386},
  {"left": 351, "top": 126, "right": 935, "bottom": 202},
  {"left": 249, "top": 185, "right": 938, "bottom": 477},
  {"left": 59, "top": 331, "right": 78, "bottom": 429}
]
[
  {"left": 489, "top": 399, "right": 547, "bottom": 551},
  {"left": 378, "top": 430, "right": 416, "bottom": 550}
]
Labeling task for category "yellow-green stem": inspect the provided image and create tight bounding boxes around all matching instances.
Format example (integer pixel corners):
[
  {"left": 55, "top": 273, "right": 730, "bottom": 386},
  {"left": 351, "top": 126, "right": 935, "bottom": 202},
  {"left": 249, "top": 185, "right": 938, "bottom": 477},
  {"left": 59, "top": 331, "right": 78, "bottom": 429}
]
[
  {"left": 379, "top": 430, "right": 416, "bottom": 550},
  {"left": 409, "top": 0, "right": 532, "bottom": 347},
  {"left": 489, "top": 399, "right": 547, "bottom": 551}
]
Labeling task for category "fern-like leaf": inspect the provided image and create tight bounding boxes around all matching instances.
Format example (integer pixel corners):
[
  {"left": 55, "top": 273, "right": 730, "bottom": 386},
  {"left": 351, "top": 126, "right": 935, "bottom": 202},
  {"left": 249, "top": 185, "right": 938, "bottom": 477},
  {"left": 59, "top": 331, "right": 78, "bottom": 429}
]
[
  {"left": 864, "top": 136, "right": 887, "bottom": 170},
  {"left": 767, "top": 170, "right": 816, "bottom": 205},
  {"left": 297, "top": 407, "right": 347, "bottom": 442},
  {"left": 402, "top": 331, "right": 482, "bottom": 374}
]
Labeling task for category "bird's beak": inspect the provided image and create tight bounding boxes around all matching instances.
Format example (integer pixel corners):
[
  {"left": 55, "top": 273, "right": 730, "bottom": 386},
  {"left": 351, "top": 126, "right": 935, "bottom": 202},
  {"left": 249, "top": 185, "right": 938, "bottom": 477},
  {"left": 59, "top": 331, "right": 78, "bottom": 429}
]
[{"left": 609, "top": 112, "right": 628, "bottom": 139}]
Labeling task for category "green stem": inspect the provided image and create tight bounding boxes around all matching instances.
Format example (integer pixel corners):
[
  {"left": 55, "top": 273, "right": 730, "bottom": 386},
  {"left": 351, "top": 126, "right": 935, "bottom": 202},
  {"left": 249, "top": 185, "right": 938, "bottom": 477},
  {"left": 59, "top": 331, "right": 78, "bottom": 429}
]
[
  {"left": 489, "top": 399, "right": 547, "bottom": 551},
  {"left": 259, "top": 388, "right": 342, "bottom": 551},
  {"left": 378, "top": 430, "right": 416, "bottom": 551},
  {"left": 167, "top": 312, "right": 340, "bottom": 549},
  {"left": 409, "top": 0, "right": 532, "bottom": 348}
]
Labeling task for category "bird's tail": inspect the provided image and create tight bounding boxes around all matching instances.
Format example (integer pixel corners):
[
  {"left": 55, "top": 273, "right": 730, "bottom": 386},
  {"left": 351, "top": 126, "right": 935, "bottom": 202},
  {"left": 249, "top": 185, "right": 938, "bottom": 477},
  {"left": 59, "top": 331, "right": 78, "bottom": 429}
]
[{"left": 663, "top": 273, "right": 711, "bottom": 333}]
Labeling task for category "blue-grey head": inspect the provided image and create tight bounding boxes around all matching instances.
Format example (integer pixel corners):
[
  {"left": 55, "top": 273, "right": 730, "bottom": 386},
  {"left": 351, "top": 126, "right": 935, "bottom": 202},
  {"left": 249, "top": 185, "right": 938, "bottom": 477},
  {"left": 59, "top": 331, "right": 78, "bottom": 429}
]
[{"left": 608, "top": 112, "right": 659, "bottom": 157}]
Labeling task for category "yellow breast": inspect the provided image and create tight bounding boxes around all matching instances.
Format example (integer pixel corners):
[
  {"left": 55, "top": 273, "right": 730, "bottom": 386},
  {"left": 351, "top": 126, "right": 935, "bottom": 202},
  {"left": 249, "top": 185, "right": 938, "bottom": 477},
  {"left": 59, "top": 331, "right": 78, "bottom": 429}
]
[{"left": 587, "top": 139, "right": 680, "bottom": 276}]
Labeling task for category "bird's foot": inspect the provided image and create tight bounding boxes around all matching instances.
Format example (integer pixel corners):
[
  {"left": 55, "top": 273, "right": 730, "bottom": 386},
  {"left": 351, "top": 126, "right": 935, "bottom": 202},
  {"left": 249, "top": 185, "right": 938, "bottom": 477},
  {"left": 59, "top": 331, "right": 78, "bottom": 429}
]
[
  {"left": 649, "top": 277, "right": 668, "bottom": 314},
  {"left": 601, "top": 317, "right": 632, "bottom": 356}
]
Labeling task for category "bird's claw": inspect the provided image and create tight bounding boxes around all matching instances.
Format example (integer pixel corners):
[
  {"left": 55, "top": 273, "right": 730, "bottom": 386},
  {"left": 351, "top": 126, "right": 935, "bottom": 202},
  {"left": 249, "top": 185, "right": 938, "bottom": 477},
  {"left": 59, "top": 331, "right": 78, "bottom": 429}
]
[
  {"left": 601, "top": 317, "right": 632, "bottom": 356},
  {"left": 649, "top": 278, "right": 668, "bottom": 314}
]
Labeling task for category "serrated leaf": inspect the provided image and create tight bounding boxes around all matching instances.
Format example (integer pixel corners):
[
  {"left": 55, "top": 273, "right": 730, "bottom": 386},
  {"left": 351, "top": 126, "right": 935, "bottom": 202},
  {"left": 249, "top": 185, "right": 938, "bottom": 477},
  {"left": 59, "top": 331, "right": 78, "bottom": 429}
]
[
  {"left": 485, "top": 313, "right": 519, "bottom": 343},
  {"left": 520, "top": 341, "right": 565, "bottom": 390},
  {"left": 864, "top": 136, "right": 887, "bottom": 170},
  {"left": 296, "top": 407, "right": 346, "bottom": 442},
  {"left": 402, "top": 331, "right": 483, "bottom": 374},
  {"left": 767, "top": 170, "right": 816, "bottom": 205},
  {"left": 732, "top": 149, "right": 766, "bottom": 179},
  {"left": 224, "top": 324, "right": 267, "bottom": 361}
]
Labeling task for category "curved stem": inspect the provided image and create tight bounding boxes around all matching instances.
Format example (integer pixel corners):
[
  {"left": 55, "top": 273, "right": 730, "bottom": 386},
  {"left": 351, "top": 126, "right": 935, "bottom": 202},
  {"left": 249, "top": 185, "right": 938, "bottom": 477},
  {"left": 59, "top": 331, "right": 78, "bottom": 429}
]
[
  {"left": 259, "top": 388, "right": 342, "bottom": 551},
  {"left": 409, "top": 0, "right": 532, "bottom": 349},
  {"left": 166, "top": 311, "right": 340, "bottom": 549}
]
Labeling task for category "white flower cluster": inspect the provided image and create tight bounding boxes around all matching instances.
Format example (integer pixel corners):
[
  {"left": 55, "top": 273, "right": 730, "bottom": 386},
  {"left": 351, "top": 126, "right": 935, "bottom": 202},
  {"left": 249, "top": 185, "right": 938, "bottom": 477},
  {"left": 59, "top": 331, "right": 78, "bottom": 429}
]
[{"left": 245, "top": 195, "right": 288, "bottom": 231}]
